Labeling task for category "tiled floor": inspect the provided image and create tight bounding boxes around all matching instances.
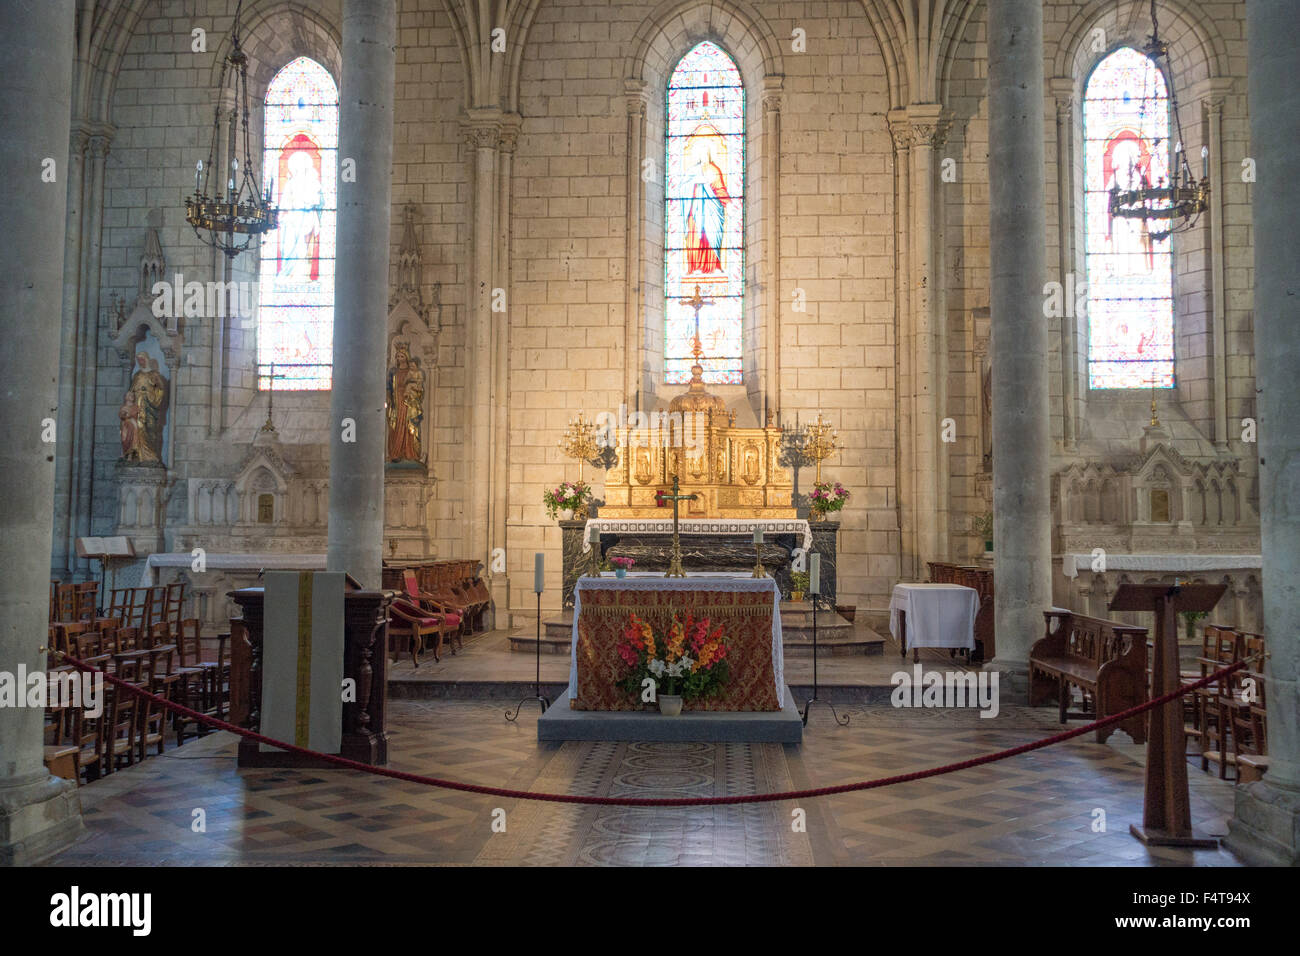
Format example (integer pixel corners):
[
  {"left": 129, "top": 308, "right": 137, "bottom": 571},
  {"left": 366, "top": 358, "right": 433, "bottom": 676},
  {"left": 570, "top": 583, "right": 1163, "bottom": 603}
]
[{"left": 46, "top": 698, "right": 1243, "bottom": 867}]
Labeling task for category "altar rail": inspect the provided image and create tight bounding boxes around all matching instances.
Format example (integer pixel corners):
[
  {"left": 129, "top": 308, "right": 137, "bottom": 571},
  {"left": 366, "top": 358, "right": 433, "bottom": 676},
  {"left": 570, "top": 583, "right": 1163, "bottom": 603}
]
[{"left": 228, "top": 586, "right": 391, "bottom": 767}]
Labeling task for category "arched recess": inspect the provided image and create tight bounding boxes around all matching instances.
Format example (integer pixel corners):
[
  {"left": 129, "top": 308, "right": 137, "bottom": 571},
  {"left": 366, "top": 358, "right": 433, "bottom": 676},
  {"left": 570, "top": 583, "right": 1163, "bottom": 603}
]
[
  {"left": 1051, "top": 0, "right": 1230, "bottom": 444},
  {"left": 623, "top": 0, "right": 784, "bottom": 422}
]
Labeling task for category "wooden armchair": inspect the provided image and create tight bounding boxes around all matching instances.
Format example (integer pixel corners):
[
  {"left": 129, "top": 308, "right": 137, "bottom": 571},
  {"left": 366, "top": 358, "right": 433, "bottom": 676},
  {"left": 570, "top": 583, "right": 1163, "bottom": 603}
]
[
  {"left": 401, "top": 570, "right": 464, "bottom": 654},
  {"left": 388, "top": 598, "right": 447, "bottom": 666}
]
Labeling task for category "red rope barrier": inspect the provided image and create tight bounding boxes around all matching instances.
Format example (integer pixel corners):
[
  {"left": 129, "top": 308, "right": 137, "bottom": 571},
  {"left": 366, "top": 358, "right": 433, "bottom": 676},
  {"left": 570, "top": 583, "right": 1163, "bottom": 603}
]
[{"left": 55, "top": 651, "right": 1249, "bottom": 808}]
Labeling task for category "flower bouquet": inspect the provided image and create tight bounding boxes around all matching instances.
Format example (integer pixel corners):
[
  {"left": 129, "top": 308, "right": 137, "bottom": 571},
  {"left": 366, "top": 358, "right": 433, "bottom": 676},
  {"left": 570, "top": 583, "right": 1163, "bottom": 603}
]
[
  {"left": 611, "top": 556, "right": 635, "bottom": 578},
  {"left": 543, "top": 480, "right": 593, "bottom": 520},
  {"left": 809, "top": 481, "right": 849, "bottom": 519},
  {"left": 616, "top": 612, "right": 729, "bottom": 713}
]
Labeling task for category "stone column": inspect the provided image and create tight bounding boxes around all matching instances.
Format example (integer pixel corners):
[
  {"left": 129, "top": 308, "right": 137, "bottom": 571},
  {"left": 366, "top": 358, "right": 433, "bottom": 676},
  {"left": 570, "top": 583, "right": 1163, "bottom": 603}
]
[
  {"left": 1228, "top": 0, "right": 1300, "bottom": 865},
  {"left": 986, "top": 0, "right": 1051, "bottom": 688},
  {"left": 70, "top": 131, "right": 111, "bottom": 575},
  {"left": 887, "top": 110, "right": 915, "bottom": 579},
  {"left": 0, "top": 0, "right": 83, "bottom": 864},
  {"left": 328, "top": 0, "right": 396, "bottom": 588},
  {"left": 623, "top": 82, "right": 649, "bottom": 407},
  {"left": 907, "top": 104, "right": 952, "bottom": 566},
  {"left": 52, "top": 127, "right": 88, "bottom": 578},
  {"left": 1049, "top": 78, "right": 1078, "bottom": 451},
  {"left": 462, "top": 110, "right": 500, "bottom": 578},
  {"left": 761, "top": 75, "right": 783, "bottom": 423}
]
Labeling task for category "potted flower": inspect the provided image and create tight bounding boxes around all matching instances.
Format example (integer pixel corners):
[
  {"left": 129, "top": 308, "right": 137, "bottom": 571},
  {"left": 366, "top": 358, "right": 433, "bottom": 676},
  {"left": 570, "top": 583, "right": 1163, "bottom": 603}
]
[
  {"left": 972, "top": 512, "right": 994, "bottom": 552},
  {"left": 617, "top": 612, "right": 730, "bottom": 715},
  {"left": 789, "top": 570, "right": 810, "bottom": 603},
  {"left": 543, "top": 480, "right": 593, "bottom": 520},
  {"left": 611, "top": 556, "right": 635, "bottom": 579},
  {"left": 809, "top": 481, "right": 850, "bottom": 520}
]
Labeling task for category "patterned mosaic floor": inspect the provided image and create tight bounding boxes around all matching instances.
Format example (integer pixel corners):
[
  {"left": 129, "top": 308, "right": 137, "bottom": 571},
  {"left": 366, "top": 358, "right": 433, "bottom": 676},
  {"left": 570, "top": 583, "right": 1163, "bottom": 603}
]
[{"left": 45, "top": 700, "right": 1243, "bottom": 866}]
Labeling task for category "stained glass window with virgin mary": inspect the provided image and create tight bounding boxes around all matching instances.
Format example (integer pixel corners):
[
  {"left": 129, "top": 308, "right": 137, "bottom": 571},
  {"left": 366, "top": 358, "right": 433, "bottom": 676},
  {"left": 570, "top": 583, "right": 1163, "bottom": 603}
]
[
  {"left": 257, "top": 56, "right": 339, "bottom": 390},
  {"left": 665, "top": 41, "right": 744, "bottom": 384}
]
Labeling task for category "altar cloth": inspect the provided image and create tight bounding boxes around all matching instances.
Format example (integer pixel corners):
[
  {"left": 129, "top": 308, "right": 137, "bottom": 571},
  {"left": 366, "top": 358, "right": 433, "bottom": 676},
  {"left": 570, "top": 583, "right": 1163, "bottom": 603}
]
[
  {"left": 889, "top": 583, "right": 978, "bottom": 651},
  {"left": 568, "top": 572, "right": 783, "bottom": 711},
  {"left": 581, "top": 518, "right": 813, "bottom": 553}
]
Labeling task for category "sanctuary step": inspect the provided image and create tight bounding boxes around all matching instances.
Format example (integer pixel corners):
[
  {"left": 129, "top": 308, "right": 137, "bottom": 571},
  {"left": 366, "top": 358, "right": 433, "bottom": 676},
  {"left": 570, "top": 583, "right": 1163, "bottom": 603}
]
[{"left": 516, "top": 605, "right": 885, "bottom": 657}]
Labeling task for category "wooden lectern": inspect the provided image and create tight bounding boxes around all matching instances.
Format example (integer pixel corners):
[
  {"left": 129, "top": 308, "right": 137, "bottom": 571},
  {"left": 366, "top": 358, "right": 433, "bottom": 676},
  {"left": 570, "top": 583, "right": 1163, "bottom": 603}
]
[{"left": 1109, "top": 582, "right": 1225, "bottom": 847}]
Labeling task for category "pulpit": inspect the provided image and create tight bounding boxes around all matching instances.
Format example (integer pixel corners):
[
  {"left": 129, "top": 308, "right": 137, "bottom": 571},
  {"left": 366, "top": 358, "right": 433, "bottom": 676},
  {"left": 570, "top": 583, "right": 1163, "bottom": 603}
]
[{"left": 228, "top": 586, "right": 392, "bottom": 768}]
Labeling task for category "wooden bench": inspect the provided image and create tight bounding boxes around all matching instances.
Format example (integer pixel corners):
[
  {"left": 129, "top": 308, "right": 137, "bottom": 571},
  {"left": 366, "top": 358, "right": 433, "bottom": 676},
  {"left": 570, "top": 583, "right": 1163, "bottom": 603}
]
[{"left": 1029, "top": 609, "right": 1148, "bottom": 744}]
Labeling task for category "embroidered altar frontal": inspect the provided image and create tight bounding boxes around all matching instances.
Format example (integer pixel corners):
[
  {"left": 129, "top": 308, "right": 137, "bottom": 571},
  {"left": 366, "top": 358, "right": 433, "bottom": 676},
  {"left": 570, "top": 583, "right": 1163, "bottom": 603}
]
[{"left": 569, "top": 574, "right": 783, "bottom": 712}]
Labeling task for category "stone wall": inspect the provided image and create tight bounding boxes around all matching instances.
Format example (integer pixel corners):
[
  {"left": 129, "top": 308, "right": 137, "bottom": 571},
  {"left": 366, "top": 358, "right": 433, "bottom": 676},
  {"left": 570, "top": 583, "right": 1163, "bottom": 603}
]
[{"left": 67, "top": 0, "right": 1258, "bottom": 627}]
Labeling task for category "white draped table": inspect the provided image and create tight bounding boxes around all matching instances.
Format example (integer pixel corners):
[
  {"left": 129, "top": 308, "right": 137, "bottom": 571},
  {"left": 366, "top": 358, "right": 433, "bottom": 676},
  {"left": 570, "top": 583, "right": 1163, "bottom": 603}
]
[
  {"left": 139, "top": 552, "right": 328, "bottom": 586},
  {"left": 889, "top": 583, "right": 979, "bottom": 661},
  {"left": 568, "top": 572, "right": 784, "bottom": 710}
]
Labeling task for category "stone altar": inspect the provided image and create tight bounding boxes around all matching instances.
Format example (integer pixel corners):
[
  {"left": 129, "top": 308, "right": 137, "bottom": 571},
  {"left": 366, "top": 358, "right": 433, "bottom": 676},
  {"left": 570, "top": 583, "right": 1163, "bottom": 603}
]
[{"left": 560, "top": 519, "right": 840, "bottom": 608}]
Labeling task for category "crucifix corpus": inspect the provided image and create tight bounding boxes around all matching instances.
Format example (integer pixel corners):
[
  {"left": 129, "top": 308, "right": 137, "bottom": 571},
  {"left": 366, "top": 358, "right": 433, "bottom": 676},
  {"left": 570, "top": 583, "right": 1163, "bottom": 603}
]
[{"left": 660, "top": 473, "right": 698, "bottom": 577}]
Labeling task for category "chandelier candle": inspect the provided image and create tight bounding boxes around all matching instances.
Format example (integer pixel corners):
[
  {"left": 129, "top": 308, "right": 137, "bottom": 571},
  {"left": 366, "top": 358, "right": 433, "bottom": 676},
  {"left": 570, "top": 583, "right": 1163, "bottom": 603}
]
[
  {"left": 534, "top": 552, "right": 544, "bottom": 594},
  {"left": 810, "top": 553, "right": 821, "bottom": 596}
]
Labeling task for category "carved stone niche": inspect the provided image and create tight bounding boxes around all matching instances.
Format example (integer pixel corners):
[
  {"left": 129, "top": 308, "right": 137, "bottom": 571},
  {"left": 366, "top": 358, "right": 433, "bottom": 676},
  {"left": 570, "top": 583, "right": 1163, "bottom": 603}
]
[{"left": 233, "top": 436, "right": 295, "bottom": 527}]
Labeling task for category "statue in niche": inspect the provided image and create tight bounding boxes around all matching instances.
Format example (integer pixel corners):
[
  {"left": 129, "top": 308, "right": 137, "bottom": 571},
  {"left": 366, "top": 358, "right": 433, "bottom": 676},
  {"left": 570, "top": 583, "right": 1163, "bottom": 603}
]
[
  {"left": 386, "top": 341, "right": 424, "bottom": 463},
  {"left": 119, "top": 352, "right": 168, "bottom": 462}
]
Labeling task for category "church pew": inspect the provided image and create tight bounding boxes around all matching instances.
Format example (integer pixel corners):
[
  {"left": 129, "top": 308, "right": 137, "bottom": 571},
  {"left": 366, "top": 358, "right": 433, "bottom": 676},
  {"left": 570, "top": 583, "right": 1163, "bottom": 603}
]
[{"left": 1030, "top": 609, "right": 1148, "bottom": 744}]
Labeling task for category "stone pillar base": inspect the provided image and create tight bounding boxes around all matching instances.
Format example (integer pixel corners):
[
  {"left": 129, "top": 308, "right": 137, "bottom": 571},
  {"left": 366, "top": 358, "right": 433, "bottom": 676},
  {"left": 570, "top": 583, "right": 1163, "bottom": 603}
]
[
  {"left": 1226, "top": 780, "right": 1300, "bottom": 865},
  {"left": 984, "top": 658, "right": 1029, "bottom": 702},
  {"left": 0, "top": 773, "right": 84, "bottom": 866}
]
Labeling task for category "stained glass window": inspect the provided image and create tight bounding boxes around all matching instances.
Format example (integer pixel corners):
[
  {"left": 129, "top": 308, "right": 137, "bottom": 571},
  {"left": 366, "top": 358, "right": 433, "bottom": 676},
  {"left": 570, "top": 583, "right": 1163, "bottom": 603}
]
[
  {"left": 1084, "top": 47, "right": 1174, "bottom": 390},
  {"left": 258, "top": 56, "right": 338, "bottom": 390},
  {"left": 665, "top": 41, "right": 744, "bottom": 384}
]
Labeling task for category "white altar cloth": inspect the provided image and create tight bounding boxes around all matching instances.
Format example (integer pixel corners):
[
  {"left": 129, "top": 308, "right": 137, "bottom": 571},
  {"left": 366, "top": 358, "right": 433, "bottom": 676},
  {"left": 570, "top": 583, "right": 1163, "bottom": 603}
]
[
  {"left": 139, "top": 552, "right": 328, "bottom": 586},
  {"left": 568, "top": 572, "right": 784, "bottom": 702},
  {"left": 581, "top": 518, "right": 813, "bottom": 553},
  {"left": 889, "top": 583, "right": 978, "bottom": 651}
]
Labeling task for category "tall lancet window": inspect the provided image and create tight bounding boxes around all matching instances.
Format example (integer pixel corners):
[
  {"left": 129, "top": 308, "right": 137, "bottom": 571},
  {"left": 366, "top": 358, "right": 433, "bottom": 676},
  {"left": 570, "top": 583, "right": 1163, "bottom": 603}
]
[
  {"left": 665, "top": 41, "right": 744, "bottom": 384},
  {"left": 257, "top": 56, "right": 338, "bottom": 390},
  {"left": 1083, "top": 47, "right": 1175, "bottom": 390}
]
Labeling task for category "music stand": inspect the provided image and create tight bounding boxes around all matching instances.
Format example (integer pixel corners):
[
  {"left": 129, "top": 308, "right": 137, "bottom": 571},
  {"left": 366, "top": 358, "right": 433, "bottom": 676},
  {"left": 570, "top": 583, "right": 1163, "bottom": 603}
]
[{"left": 1109, "top": 582, "right": 1225, "bottom": 848}]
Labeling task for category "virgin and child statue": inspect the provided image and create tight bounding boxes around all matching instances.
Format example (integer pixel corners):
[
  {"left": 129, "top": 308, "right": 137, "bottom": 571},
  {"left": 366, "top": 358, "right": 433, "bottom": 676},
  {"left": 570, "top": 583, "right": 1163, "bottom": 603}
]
[
  {"left": 119, "top": 352, "right": 168, "bottom": 463},
  {"left": 386, "top": 342, "right": 425, "bottom": 463}
]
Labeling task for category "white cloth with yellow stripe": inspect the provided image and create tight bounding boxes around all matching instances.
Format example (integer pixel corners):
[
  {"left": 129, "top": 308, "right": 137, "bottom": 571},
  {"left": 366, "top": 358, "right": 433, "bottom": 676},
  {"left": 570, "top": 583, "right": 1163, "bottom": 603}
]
[{"left": 261, "top": 571, "right": 346, "bottom": 754}]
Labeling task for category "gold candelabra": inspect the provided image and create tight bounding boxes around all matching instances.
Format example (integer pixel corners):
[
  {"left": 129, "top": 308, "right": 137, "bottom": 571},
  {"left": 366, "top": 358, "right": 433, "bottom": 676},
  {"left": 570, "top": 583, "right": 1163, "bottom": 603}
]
[
  {"left": 557, "top": 411, "right": 600, "bottom": 483},
  {"left": 802, "top": 413, "right": 839, "bottom": 484}
]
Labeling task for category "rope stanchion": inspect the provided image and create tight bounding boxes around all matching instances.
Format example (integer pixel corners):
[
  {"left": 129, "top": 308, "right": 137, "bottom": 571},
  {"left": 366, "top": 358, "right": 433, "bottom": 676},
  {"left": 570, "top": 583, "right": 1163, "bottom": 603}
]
[{"left": 52, "top": 651, "right": 1252, "bottom": 809}]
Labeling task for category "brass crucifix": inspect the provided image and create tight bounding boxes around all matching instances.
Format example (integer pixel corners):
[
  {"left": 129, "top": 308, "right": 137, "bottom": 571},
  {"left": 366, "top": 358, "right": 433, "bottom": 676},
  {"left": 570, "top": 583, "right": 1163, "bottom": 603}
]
[{"left": 660, "top": 473, "right": 698, "bottom": 577}]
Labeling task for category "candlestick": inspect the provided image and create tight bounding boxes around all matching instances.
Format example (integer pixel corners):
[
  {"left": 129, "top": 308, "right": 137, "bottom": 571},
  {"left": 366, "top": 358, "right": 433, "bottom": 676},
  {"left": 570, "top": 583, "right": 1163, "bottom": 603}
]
[
  {"left": 1201, "top": 145, "right": 1209, "bottom": 180},
  {"left": 810, "top": 553, "right": 821, "bottom": 595},
  {"left": 534, "top": 552, "right": 544, "bottom": 594},
  {"left": 587, "top": 526, "right": 601, "bottom": 577}
]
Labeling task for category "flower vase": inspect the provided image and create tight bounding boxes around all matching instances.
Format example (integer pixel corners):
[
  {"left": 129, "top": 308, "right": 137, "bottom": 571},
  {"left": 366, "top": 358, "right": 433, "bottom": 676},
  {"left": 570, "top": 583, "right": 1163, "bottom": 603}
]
[
  {"left": 560, "top": 509, "right": 574, "bottom": 521},
  {"left": 658, "top": 695, "right": 683, "bottom": 716},
  {"left": 615, "top": 568, "right": 627, "bottom": 579}
]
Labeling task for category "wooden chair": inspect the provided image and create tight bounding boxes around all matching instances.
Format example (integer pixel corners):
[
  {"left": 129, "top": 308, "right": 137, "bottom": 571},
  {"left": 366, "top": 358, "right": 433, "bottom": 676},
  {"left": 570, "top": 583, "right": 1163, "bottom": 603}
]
[
  {"left": 107, "top": 588, "right": 132, "bottom": 624},
  {"left": 75, "top": 652, "right": 113, "bottom": 780},
  {"left": 388, "top": 598, "right": 446, "bottom": 666},
  {"left": 420, "top": 564, "right": 476, "bottom": 642},
  {"left": 174, "top": 618, "right": 222, "bottom": 743},
  {"left": 44, "top": 677, "right": 84, "bottom": 783},
  {"left": 53, "top": 583, "right": 77, "bottom": 623},
  {"left": 1191, "top": 624, "right": 1240, "bottom": 779},
  {"left": 1231, "top": 667, "right": 1269, "bottom": 783},
  {"left": 164, "top": 582, "right": 186, "bottom": 633},
  {"left": 74, "top": 581, "right": 99, "bottom": 620}
]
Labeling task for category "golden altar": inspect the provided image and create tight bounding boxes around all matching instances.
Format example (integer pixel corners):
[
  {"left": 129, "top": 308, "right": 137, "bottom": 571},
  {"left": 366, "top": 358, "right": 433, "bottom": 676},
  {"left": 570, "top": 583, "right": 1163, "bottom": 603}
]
[{"left": 600, "top": 364, "right": 795, "bottom": 521}]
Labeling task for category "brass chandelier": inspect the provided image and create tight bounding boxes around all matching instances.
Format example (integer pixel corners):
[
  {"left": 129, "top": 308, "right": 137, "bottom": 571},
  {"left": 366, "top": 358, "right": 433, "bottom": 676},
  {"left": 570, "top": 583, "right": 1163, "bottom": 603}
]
[
  {"left": 185, "top": 0, "right": 278, "bottom": 258},
  {"left": 1106, "top": 0, "right": 1209, "bottom": 242}
]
